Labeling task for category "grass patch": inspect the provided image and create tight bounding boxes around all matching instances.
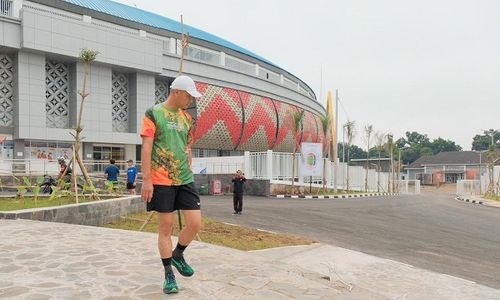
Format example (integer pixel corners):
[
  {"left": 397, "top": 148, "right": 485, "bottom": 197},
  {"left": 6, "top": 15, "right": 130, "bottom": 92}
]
[
  {"left": 104, "top": 212, "right": 316, "bottom": 251},
  {"left": 0, "top": 195, "right": 119, "bottom": 211},
  {"left": 483, "top": 194, "right": 500, "bottom": 202}
]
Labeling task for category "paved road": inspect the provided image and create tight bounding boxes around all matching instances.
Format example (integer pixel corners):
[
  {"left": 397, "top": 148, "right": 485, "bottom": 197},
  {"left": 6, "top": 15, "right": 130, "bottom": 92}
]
[{"left": 200, "top": 191, "right": 500, "bottom": 290}]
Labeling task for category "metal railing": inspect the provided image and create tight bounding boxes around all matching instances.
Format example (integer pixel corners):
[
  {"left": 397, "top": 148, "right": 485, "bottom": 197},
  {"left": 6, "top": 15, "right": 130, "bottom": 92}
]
[
  {"left": 0, "top": 0, "right": 12, "bottom": 16},
  {"left": 0, "top": 159, "right": 141, "bottom": 176}
]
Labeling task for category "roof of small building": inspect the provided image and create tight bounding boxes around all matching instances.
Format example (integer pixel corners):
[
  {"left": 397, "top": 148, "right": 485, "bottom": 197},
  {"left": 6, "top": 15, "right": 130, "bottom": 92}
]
[{"left": 408, "top": 150, "right": 500, "bottom": 168}]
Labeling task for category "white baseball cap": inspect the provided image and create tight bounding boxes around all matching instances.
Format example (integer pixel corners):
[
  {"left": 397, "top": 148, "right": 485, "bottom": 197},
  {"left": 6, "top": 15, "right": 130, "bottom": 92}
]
[{"left": 170, "top": 75, "right": 203, "bottom": 98}]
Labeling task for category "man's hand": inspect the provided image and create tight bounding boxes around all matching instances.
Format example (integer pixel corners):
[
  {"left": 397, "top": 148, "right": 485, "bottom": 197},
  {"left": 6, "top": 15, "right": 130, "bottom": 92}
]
[{"left": 141, "top": 179, "right": 153, "bottom": 203}]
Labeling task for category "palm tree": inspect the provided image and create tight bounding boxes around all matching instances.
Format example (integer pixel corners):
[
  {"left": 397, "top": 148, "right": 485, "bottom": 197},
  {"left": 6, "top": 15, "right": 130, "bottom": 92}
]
[
  {"left": 344, "top": 121, "right": 356, "bottom": 192},
  {"left": 364, "top": 124, "right": 373, "bottom": 192},
  {"left": 385, "top": 133, "right": 395, "bottom": 193},
  {"left": 291, "top": 110, "right": 305, "bottom": 190},
  {"left": 374, "top": 132, "right": 385, "bottom": 192},
  {"left": 319, "top": 114, "right": 330, "bottom": 192}
]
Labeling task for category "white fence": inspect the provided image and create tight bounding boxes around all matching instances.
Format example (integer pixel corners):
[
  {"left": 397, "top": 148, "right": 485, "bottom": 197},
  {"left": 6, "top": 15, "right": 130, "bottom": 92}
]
[
  {"left": 0, "top": 152, "right": 421, "bottom": 194},
  {"left": 246, "top": 151, "right": 418, "bottom": 193},
  {"left": 0, "top": 159, "right": 139, "bottom": 177},
  {"left": 457, "top": 166, "right": 500, "bottom": 196}
]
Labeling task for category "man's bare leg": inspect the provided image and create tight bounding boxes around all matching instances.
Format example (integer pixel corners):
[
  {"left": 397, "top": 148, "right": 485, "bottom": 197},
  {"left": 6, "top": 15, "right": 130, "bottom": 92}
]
[{"left": 171, "top": 210, "right": 201, "bottom": 277}]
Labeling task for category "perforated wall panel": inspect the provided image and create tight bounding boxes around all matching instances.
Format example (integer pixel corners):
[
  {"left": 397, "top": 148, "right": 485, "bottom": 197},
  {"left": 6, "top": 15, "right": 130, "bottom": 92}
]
[{"left": 237, "top": 92, "right": 277, "bottom": 151}]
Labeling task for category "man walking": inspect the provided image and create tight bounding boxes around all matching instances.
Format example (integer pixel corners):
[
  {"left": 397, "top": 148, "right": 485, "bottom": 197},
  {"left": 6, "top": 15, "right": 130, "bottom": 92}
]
[
  {"left": 104, "top": 159, "right": 120, "bottom": 185},
  {"left": 140, "top": 75, "right": 203, "bottom": 294},
  {"left": 232, "top": 170, "right": 246, "bottom": 215}
]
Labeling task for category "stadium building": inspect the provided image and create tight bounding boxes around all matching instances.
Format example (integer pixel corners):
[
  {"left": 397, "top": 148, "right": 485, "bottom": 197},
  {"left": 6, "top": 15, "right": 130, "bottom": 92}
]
[{"left": 0, "top": 0, "right": 326, "bottom": 170}]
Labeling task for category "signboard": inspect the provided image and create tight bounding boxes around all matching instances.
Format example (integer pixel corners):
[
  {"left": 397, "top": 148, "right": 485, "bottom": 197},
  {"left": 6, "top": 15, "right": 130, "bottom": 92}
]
[
  {"left": 299, "top": 142, "right": 323, "bottom": 177},
  {"left": 212, "top": 180, "right": 222, "bottom": 195}
]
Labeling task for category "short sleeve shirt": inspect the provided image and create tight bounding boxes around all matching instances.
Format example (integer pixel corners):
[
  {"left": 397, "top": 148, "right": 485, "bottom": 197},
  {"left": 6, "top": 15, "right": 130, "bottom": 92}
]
[
  {"left": 105, "top": 165, "right": 120, "bottom": 182},
  {"left": 140, "top": 103, "right": 194, "bottom": 186},
  {"left": 127, "top": 166, "right": 137, "bottom": 183}
]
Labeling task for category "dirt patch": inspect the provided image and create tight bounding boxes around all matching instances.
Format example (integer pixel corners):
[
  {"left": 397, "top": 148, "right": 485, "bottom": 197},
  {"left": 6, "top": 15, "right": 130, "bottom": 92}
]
[{"left": 104, "top": 212, "right": 316, "bottom": 251}]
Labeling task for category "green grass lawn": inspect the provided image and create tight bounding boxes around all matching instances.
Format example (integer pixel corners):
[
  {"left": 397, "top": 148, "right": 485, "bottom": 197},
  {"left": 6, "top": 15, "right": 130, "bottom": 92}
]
[
  {"left": 0, "top": 195, "right": 118, "bottom": 211},
  {"left": 105, "top": 212, "right": 316, "bottom": 251}
]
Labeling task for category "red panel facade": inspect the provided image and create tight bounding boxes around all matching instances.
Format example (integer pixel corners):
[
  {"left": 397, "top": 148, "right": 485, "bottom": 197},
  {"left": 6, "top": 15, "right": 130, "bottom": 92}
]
[
  {"left": 192, "top": 82, "right": 323, "bottom": 153},
  {"left": 192, "top": 83, "right": 243, "bottom": 150},
  {"left": 237, "top": 92, "right": 277, "bottom": 151}
]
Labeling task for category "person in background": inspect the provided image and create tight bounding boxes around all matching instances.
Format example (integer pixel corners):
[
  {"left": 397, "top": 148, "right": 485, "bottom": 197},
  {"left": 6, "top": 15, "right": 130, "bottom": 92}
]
[
  {"left": 104, "top": 159, "right": 120, "bottom": 185},
  {"left": 232, "top": 170, "right": 246, "bottom": 215},
  {"left": 56, "top": 157, "right": 72, "bottom": 183},
  {"left": 126, "top": 159, "right": 138, "bottom": 195}
]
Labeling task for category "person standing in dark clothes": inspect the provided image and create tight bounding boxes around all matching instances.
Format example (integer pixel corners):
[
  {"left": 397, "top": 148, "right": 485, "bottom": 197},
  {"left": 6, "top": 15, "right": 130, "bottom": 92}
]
[{"left": 232, "top": 170, "right": 246, "bottom": 215}]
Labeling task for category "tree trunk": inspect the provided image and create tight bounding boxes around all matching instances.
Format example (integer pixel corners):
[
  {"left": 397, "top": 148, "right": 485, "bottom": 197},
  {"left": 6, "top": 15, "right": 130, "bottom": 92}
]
[
  {"left": 377, "top": 151, "right": 381, "bottom": 192},
  {"left": 346, "top": 148, "right": 350, "bottom": 193}
]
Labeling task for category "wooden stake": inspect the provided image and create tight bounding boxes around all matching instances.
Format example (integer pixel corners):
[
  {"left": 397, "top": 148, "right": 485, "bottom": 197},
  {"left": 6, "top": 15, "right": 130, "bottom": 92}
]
[{"left": 72, "top": 145, "right": 79, "bottom": 204}]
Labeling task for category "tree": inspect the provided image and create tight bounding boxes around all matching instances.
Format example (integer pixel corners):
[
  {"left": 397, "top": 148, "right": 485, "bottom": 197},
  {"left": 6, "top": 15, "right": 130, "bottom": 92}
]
[
  {"left": 431, "top": 138, "right": 462, "bottom": 154},
  {"left": 319, "top": 114, "right": 330, "bottom": 192},
  {"left": 364, "top": 124, "right": 373, "bottom": 192},
  {"left": 291, "top": 109, "right": 305, "bottom": 190},
  {"left": 374, "top": 132, "right": 385, "bottom": 192},
  {"left": 344, "top": 121, "right": 356, "bottom": 192},
  {"left": 472, "top": 129, "right": 500, "bottom": 151},
  {"left": 385, "top": 133, "right": 395, "bottom": 192},
  {"left": 58, "top": 49, "right": 100, "bottom": 202},
  {"left": 396, "top": 131, "right": 461, "bottom": 164},
  {"left": 485, "top": 143, "right": 499, "bottom": 197},
  {"left": 337, "top": 143, "right": 367, "bottom": 161}
]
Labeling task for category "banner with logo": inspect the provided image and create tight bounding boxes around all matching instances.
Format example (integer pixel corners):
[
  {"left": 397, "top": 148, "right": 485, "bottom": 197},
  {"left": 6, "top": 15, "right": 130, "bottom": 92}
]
[{"left": 299, "top": 142, "right": 323, "bottom": 177}]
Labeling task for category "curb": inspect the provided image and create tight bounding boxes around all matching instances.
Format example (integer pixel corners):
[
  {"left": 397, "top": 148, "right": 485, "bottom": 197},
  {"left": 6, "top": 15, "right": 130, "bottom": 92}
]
[
  {"left": 274, "top": 193, "right": 398, "bottom": 199},
  {"left": 455, "top": 196, "right": 483, "bottom": 205}
]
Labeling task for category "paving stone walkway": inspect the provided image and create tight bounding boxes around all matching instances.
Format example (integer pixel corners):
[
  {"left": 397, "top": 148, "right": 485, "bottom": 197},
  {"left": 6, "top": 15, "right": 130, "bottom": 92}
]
[
  {"left": 0, "top": 219, "right": 374, "bottom": 299},
  {"left": 1, "top": 219, "right": 500, "bottom": 299}
]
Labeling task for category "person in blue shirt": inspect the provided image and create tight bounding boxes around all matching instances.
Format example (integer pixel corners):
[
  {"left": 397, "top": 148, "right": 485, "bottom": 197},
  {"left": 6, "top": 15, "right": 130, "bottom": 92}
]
[
  {"left": 104, "top": 159, "right": 120, "bottom": 185},
  {"left": 126, "top": 159, "right": 138, "bottom": 195}
]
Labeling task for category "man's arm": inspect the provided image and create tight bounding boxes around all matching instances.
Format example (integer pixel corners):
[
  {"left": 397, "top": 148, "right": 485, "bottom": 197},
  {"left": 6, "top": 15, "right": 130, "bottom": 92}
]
[{"left": 141, "top": 136, "right": 154, "bottom": 202}]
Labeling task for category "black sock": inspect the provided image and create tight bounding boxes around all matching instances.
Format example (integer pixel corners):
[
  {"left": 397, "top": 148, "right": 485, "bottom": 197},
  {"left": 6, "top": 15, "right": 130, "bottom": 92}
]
[
  {"left": 162, "top": 257, "right": 173, "bottom": 273},
  {"left": 172, "top": 243, "right": 188, "bottom": 258}
]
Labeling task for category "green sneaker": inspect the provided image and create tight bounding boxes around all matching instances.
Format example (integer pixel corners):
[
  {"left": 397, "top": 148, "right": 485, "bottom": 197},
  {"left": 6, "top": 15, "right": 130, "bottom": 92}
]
[
  {"left": 172, "top": 256, "right": 194, "bottom": 277},
  {"left": 163, "top": 272, "right": 178, "bottom": 294}
]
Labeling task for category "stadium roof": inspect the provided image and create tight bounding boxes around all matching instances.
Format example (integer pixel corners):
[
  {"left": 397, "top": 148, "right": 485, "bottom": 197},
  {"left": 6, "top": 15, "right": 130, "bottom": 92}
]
[{"left": 62, "top": 0, "right": 276, "bottom": 67}]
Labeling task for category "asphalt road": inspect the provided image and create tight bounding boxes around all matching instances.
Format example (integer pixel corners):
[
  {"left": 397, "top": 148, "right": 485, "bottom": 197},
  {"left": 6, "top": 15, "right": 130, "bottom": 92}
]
[{"left": 200, "top": 191, "right": 500, "bottom": 290}]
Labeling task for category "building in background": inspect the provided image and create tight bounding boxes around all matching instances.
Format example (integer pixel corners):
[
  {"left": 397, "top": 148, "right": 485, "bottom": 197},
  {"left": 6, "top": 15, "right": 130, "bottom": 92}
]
[
  {"left": 0, "top": 0, "right": 327, "bottom": 171},
  {"left": 406, "top": 151, "right": 500, "bottom": 185}
]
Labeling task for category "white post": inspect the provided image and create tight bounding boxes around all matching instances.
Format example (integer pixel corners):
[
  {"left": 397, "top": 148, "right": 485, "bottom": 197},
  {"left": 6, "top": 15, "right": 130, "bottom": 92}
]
[
  {"left": 219, "top": 51, "right": 226, "bottom": 66},
  {"left": 266, "top": 150, "right": 273, "bottom": 181},
  {"left": 170, "top": 37, "right": 176, "bottom": 54},
  {"left": 243, "top": 151, "right": 251, "bottom": 178},
  {"left": 326, "top": 159, "right": 332, "bottom": 188},
  {"left": 255, "top": 64, "right": 260, "bottom": 76},
  {"left": 298, "top": 153, "right": 304, "bottom": 185},
  {"left": 12, "top": 0, "right": 23, "bottom": 18}
]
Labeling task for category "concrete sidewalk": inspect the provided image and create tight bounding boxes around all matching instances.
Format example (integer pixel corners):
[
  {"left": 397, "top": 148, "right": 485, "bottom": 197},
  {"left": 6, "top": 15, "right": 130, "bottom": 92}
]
[
  {"left": 1, "top": 219, "right": 499, "bottom": 299},
  {"left": 456, "top": 194, "right": 500, "bottom": 208}
]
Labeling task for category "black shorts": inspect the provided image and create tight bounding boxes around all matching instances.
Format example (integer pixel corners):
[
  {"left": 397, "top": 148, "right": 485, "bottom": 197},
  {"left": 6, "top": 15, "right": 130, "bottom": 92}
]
[
  {"left": 127, "top": 182, "right": 136, "bottom": 190},
  {"left": 147, "top": 182, "right": 200, "bottom": 213}
]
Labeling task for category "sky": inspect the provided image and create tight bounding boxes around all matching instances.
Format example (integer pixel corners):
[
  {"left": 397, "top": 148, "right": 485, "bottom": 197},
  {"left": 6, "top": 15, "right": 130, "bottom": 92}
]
[{"left": 115, "top": 0, "right": 500, "bottom": 150}]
